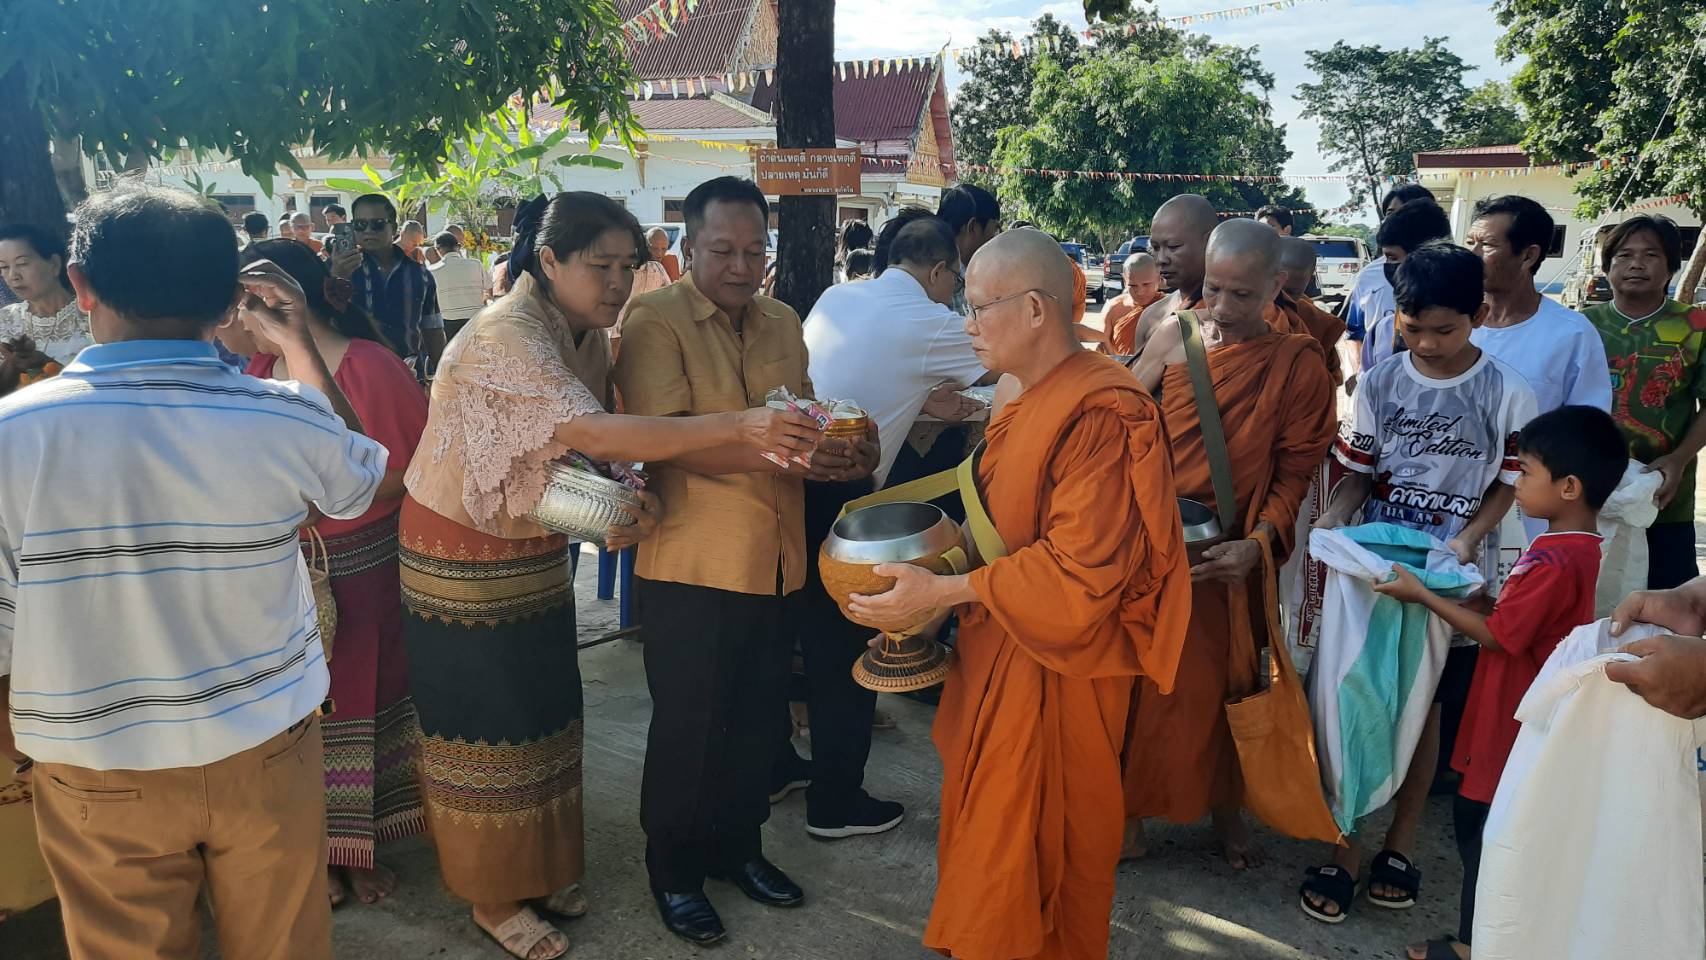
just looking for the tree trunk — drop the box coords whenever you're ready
[0,66,71,237]
[1679,226,1706,306]
[773,0,836,319]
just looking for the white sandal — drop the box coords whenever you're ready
[539,883,588,918]
[476,906,567,960]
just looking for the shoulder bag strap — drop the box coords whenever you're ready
[836,444,1010,561]
[1178,309,1240,537]
[956,442,1007,560]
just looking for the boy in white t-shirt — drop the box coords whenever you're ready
[1299,242,1537,925]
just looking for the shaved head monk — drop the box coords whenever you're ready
[1279,237,1347,385]
[1129,205,1318,392]
[1120,218,1337,866]
[1102,253,1162,355]
[1125,195,1218,389]
[850,228,1191,960]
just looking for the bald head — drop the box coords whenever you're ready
[1149,194,1218,297]
[1201,219,1285,337]
[1279,237,1316,273]
[966,228,1076,314]
[1153,194,1219,236]
[964,228,1080,377]
[1206,218,1283,273]
[1123,251,1155,280]
[1279,237,1317,297]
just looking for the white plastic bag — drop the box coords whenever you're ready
[1594,463,1663,618]
[1474,619,1705,959]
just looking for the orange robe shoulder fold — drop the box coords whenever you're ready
[924,349,1191,960]
[1279,292,1347,385]
[1122,333,1336,823]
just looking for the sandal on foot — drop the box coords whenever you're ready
[476,906,567,960]
[537,883,587,919]
[1367,849,1421,910]
[1411,935,1466,960]
[1299,864,1358,924]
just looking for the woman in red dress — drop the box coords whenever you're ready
[239,239,429,908]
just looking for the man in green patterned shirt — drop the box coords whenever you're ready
[1585,215,1706,589]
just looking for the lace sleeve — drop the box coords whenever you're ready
[434,328,607,526]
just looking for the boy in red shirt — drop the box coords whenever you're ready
[1374,404,1628,960]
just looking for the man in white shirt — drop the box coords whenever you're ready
[806,217,991,487]
[775,217,989,843]
[427,231,490,341]
[1467,195,1612,414]
[1467,194,1612,546]
[0,186,383,959]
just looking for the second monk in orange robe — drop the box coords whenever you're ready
[1120,220,1337,867]
[849,228,1191,960]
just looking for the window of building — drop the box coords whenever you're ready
[664,198,685,223]
[1548,224,1567,257]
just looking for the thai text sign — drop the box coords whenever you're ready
[755,148,861,196]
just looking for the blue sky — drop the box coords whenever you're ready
[834,0,1518,221]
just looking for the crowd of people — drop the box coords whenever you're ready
[0,170,1704,960]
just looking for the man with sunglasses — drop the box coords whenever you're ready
[848,227,1191,960]
[330,193,444,379]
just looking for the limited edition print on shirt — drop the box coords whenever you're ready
[1334,352,1537,577]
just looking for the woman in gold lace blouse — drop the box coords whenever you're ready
[398,193,819,960]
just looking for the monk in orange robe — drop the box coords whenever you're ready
[1119,219,1337,865]
[1103,253,1162,355]
[850,228,1191,960]
[1126,195,1217,391]
[1279,238,1346,384]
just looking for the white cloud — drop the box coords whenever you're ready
[836,0,1519,220]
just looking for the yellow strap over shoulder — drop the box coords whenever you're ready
[837,443,1009,561]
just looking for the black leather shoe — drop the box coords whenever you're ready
[651,887,726,944]
[710,857,804,907]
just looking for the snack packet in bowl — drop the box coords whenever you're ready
[563,451,647,490]
[762,386,832,469]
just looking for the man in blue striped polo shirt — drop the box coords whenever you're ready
[0,186,385,960]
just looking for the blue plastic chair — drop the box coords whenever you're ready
[596,545,636,629]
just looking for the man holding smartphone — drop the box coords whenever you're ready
[329,193,445,379]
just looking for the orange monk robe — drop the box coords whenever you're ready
[927,350,1191,960]
[1071,260,1088,324]
[1103,290,1163,355]
[1287,292,1348,385]
[659,252,682,283]
[1180,295,1308,340]
[1122,333,1336,824]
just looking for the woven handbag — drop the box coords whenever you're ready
[304,527,337,663]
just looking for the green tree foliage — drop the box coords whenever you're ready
[1296,38,1474,220]
[985,19,1310,249]
[1495,0,1705,219]
[949,14,1086,178]
[1446,80,1527,148]
[326,105,621,232]
[0,0,637,229]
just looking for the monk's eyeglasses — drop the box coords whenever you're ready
[967,288,1058,324]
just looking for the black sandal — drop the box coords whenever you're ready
[1411,935,1466,959]
[1299,864,1358,924]
[1367,849,1421,909]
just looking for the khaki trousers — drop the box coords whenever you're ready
[32,716,332,960]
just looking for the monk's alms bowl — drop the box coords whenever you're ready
[820,502,969,692]
[1180,497,1228,566]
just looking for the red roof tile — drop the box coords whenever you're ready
[618,0,755,81]
[749,60,936,144]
